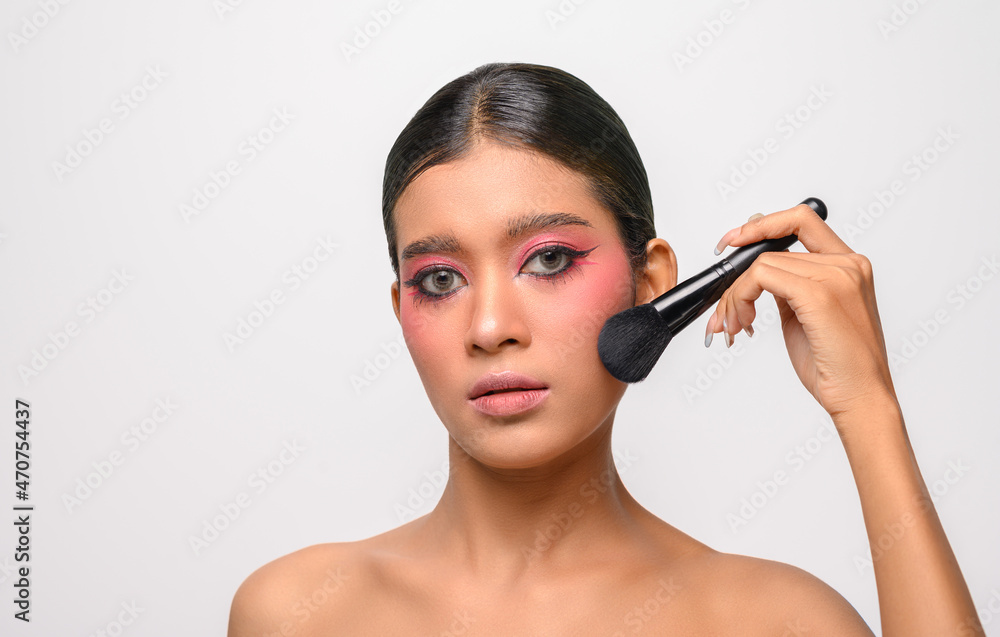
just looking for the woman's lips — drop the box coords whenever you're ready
[469,388,550,417]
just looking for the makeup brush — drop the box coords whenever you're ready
[598,197,828,383]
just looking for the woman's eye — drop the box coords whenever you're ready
[405,245,594,302]
[419,269,464,295]
[523,249,570,275]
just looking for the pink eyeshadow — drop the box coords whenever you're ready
[401,256,465,283]
[514,231,594,263]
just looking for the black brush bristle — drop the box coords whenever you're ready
[597,304,672,383]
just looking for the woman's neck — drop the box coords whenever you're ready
[413,417,658,587]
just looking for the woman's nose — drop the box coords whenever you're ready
[464,272,531,354]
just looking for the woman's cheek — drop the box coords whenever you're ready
[541,261,635,365]
[400,304,458,377]
[589,257,638,317]
[399,300,428,360]
[571,260,635,333]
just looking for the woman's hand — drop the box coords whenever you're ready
[705,202,985,636]
[704,202,898,423]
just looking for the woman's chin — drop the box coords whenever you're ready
[449,418,604,472]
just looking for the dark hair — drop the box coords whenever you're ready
[381,62,656,299]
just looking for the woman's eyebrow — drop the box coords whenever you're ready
[400,211,593,262]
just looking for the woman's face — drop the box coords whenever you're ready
[390,140,641,470]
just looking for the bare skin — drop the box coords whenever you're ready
[228,139,982,636]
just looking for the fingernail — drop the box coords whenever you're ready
[704,331,713,347]
[714,229,733,255]
[725,330,734,348]
[748,212,764,222]
[743,324,754,338]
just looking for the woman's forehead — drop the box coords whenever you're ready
[393,143,615,244]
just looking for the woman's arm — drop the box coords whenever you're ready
[836,394,982,636]
[705,203,984,636]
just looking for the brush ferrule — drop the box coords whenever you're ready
[651,261,736,335]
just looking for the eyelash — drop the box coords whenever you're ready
[403,244,597,304]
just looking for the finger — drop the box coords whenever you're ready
[714,202,853,256]
[707,252,863,334]
[706,285,758,347]
[718,262,813,345]
[704,291,731,347]
[726,252,874,334]
[730,250,869,273]
[707,252,871,343]
[706,214,776,344]
[710,279,761,348]
[774,293,795,329]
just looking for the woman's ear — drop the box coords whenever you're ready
[634,238,677,306]
[390,280,402,324]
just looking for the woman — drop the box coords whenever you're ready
[228,62,983,635]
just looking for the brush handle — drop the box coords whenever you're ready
[651,197,827,335]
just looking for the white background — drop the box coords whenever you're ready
[1,0,998,634]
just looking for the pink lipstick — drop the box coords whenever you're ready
[468,371,549,417]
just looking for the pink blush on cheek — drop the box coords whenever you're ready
[571,255,634,319]
[399,296,458,349]
[400,303,431,337]
[399,307,430,358]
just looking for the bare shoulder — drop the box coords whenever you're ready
[692,550,875,636]
[227,541,366,637]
